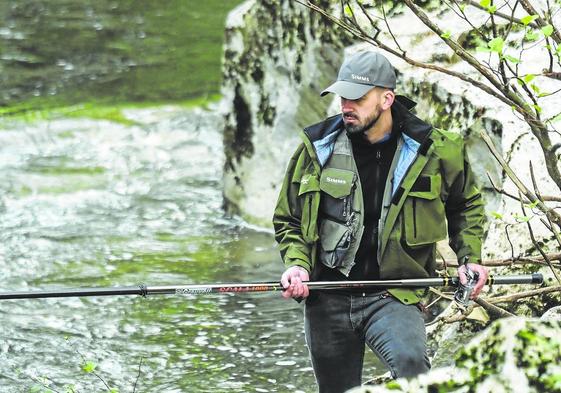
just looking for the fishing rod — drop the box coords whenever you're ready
[0,273,543,300]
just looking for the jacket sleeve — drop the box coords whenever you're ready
[444,140,486,263]
[272,144,314,273]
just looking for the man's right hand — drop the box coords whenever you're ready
[280,266,310,299]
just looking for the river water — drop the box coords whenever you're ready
[0,107,331,392]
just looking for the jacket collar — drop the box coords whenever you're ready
[302,95,433,166]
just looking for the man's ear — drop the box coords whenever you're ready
[382,90,395,110]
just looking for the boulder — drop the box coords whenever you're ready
[347,317,561,393]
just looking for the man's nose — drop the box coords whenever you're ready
[341,97,355,110]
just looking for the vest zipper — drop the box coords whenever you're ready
[413,197,417,238]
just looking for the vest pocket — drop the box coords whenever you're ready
[318,219,352,268]
[403,175,447,246]
[319,168,355,220]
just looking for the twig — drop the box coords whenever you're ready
[480,129,561,226]
[435,252,561,268]
[519,191,561,283]
[133,357,144,393]
[487,172,561,202]
[465,0,537,27]
[474,297,515,318]
[487,285,561,304]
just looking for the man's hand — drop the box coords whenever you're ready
[280,266,310,299]
[458,263,488,299]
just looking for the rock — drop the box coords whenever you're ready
[220,0,350,226]
[541,305,561,321]
[346,318,561,393]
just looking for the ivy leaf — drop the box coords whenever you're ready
[82,361,97,373]
[541,24,554,37]
[488,37,504,53]
[521,14,539,26]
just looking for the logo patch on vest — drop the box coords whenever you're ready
[326,176,347,185]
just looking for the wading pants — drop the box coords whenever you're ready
[304,291,430,393]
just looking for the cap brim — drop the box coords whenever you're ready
[320,81,373,100]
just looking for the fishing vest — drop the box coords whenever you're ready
[317,130,364,276]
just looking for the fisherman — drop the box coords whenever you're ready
[272,50,488,392]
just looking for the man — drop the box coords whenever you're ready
[272,50,488,393]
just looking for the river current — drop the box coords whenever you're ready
[0,106,322,392]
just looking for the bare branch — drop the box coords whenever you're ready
[474,297,516,318]
[480,129,561,226]
[465,0,537,27]
[520,191,561,283]
[488,285,561,303]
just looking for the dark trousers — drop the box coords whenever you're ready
[304,291,430,393]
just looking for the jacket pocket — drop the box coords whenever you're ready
[298,174,320,242]
[318,218,352,268]
[403,174,447,246]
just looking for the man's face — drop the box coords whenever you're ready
[341,88,385,135]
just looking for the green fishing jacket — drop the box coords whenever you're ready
[273,97,486,304]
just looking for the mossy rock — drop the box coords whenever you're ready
[347,317,561,393]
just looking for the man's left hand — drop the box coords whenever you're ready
[458,263,488,299]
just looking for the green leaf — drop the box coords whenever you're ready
[541,24,554,37]
[533,104,543,113]
[344,5,352,17]
[491,211,503,219]
[525,30,540,41]
[503,54,520,64]
[521,14,539,26]
[109,388,119,393]
[459,4,466,12]
[488,37,504,53]
[530,83,541,94]
[487,5,497,13]
[479,0,491,7]
[524,200,540,209]
[82,361,97,373]
[523,74,536,83]
[476,45,492,53]
[441,31,452,39]
[514,214,531,223]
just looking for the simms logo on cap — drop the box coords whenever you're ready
[351,74,370,83]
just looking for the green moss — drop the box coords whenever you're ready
[1,1,243,110]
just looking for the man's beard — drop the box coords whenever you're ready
[343,107,381,135]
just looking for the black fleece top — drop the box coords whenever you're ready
[316,116,401,282]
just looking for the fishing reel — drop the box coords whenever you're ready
[454,258,479,308]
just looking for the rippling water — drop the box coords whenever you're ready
[0,107,317,393]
